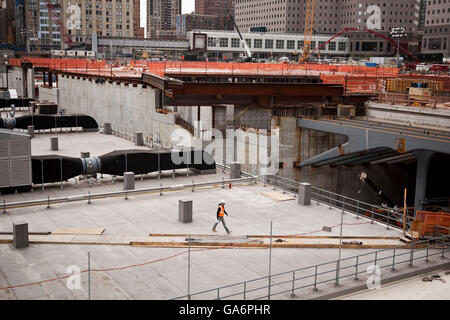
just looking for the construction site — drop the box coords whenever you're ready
[0,0,449,304]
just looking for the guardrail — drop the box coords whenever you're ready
[173,225,449,300]
[1,175,258,213]
[264,175,414,231]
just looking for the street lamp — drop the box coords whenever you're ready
[3,55,8,89]
[390,27,407,67]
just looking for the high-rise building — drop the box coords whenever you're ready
[421,0,450,57]
[133,0,144,38]
[176,13,218,36]
[195,0,234,31]
[61,0,139,42]
[0,0,16,45]
[235,0,421,56]
[147,0,181,39]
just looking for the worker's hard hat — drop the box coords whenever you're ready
[220,200,226,204]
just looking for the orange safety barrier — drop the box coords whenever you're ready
[13,57,450,95]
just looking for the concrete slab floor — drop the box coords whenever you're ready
[0,131,446,300]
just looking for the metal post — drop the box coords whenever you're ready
[409,242,414,266]
[88,191,91,204]
[243,282,246,300]
[386,210,390,230]
[268,221,273,300]
[88,251,91,300]
[47,195,50,209]
[371,206,375,224]
[335,208,344,286]
[192,180,195,192]
[217,288,220,300]
[425,241,430,263]
[160,184,163,196]
[188,235,191,300]
[391,249,396,271]
[442,239,446,259]
[291,270,296,296]
[313,266,318,291]
[354,256,359,280]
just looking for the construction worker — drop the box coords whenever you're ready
[212,200,231,235]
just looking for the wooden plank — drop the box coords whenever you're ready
[52,228,105,235]
[259,191,295,201]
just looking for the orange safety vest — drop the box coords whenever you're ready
[218,205,225,217]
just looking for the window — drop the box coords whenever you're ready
[328,42,336,51]
[265,39,273,49]
[231,38,240,48]
[219,38,228,47]
[297,40,304,49]
[276,40,284,49]
[254,39,263,48]
[338,42,346,51]
[287,40,295,49]
[310,41,316,50]
[245,39,251,48]
[207,37,216,47]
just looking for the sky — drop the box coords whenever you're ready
[140,0,195,29]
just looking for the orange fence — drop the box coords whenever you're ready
[10,57,450,95]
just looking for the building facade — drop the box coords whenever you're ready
[195,0,235,30]
[176,13,218,36]
[235,0,421,56]
[0,0,16,45]
[147,0,181,39]
[421,0,450,57]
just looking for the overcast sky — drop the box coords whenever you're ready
[141,0,195,28]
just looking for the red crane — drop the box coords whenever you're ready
[306,27,419,63]
[44,0,73,48]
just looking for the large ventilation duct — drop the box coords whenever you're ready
[0,114,98,131]
[31,149,216,185]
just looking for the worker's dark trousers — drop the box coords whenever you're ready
[213,217,229,233]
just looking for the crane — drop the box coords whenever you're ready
[44,0,73,48]
[300,0,317,62]
[227,10,254,62]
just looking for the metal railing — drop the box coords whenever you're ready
[173,226,449,300]
[1,175,258,213]
[264,175,414,231]
[375,92,450,107]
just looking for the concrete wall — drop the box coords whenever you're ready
[38,86,59,104]
[366,102,450,130]
[6,68,24,97]
[58,75,158,135]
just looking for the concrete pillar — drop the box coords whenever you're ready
[50,137,58,151]
[27,125,34,138]
[298,182,312,206]
[135,132,143,146]
[103,122,112,135]
[80,152,90,158]
[178,200,193,223]
[123,172,135,190]
[230,162,241,179]
[414,151,434,215]
[13,221,29,249]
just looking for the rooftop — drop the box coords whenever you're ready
[0,131,448,300]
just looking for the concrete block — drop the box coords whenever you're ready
[135,132,144,146]
[103,122,112,135]
[50,137,58,151]
[298,182,312,206]
[230,163,241,179]
[27,125,34,138]
[80,152,90,158]
[178,200,193,223]
[13,221,29,249]
[123,172,135,191]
